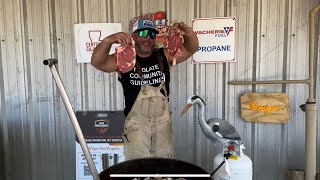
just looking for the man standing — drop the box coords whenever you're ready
[91,17,199,160]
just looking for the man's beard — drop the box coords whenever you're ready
[136,43,155,55]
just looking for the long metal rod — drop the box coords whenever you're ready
[305,3,320,180]
[308,4,320,101]
[44,59,100,180]
[305,102,317,180]
[228,3,320,180]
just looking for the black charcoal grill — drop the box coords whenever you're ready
[99,157,211,180]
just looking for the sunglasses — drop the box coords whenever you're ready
[154,19,167,26]
[137,29,157,39]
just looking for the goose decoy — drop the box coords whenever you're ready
[180,95,242,145]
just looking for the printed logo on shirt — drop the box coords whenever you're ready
[129,64,165,86]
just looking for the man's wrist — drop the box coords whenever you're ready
[183,31,196,39]
[102,37,113,45]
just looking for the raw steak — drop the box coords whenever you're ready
[168,27,182,66]
[116,38,136,73]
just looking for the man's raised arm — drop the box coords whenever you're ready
[165,22,199,64]
[91,32,131,72]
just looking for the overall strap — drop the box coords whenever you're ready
[157,81,168,98]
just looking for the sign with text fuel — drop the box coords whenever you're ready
[241,93,290,123]
[192,17,236,63]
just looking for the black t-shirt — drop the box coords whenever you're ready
[118,48,170,116]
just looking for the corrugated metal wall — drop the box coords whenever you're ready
[0,0,320,179]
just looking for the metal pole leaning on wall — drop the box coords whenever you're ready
[43,59,100,180]
[229,2,320,180]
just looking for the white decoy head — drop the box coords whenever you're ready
[180,95,206,116]
[180,95,242,145]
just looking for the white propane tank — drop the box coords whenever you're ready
[213,152,252,180]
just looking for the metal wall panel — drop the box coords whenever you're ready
[0,0,319,180]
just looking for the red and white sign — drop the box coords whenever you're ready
[192,17,236,63]
[74,23,122,63]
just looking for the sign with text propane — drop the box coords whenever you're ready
[192,17,236,63]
